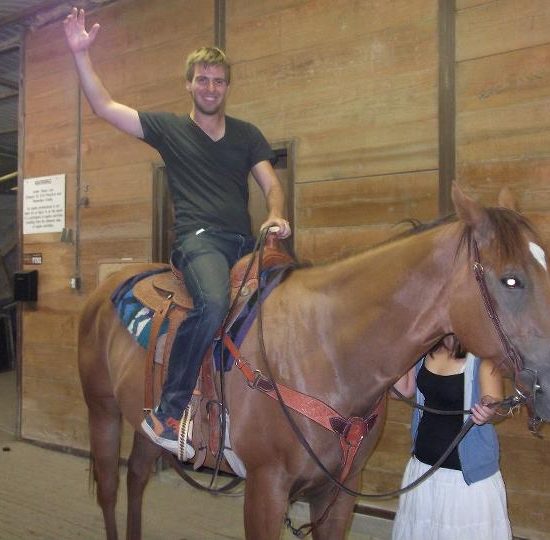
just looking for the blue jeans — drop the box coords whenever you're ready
[159,229,255,418]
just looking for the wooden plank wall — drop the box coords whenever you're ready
[20,0,550,537]
[227,0,440,262]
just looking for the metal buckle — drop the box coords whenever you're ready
[514,368,540,402]
[247,370,263,389]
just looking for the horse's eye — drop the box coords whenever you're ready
[501,276,523,289]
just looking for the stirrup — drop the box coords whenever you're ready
[178,404,193,462]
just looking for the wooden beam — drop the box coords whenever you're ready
[438,0,456,217]
[0,0,67,27]
[0,92,18,102]
[214,0,226,50]
[0,76,18,91]
[0,171,17,183]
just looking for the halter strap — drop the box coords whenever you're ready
[471,239,543,434]
[472,239,524,374]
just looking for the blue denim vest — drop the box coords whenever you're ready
[410,354,500,485]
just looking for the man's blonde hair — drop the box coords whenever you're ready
[185,47,231,84]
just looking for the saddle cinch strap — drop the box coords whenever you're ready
[132,241,295,412]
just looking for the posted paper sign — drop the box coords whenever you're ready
[23,174,66,234]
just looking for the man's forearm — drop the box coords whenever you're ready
[72,50,113,117]
[265,180,286,220]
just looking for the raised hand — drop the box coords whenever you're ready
[63,7,100,54]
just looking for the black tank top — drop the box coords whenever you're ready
[414,362,464,470]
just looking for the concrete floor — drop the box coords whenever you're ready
[0,370,392,539]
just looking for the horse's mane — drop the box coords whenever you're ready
[387,207,541,264]
[457,207,542,261]
[291,214,458,269]
[292,206,541,270]
[331,213,457,259]
[385,214,457,243]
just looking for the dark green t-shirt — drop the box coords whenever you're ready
[138,112,274,238]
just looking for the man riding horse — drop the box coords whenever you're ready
[64,7,291,456]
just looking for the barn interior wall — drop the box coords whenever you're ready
[226,0,440,262]
[19,0,550,537]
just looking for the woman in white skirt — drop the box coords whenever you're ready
[391,340,512,540]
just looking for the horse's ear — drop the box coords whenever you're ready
[497,186,520,212]
[451,182,493,244]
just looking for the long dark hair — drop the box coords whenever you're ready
[429,334,466,359]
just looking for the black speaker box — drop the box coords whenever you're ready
[14,270,38,302]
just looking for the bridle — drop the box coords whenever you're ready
[471,238,543,435]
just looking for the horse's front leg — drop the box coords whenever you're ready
[125,431,163,540]
[310,419,385,540]
[243,465,292,540]
[309,472,360,540]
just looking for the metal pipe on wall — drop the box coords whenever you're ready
[214,0,226,50]
[71,82,83,290]
[438,0,456,217]
[0,171,17,183]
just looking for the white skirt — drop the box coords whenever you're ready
[392,457,512,540]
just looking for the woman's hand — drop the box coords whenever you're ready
[471,395,499,425]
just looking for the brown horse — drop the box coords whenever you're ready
[78,184,550,540]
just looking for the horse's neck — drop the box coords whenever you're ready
[297,226,461,409]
